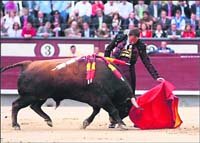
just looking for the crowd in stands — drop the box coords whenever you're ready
[1,0,200,38]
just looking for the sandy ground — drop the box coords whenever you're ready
[1,106,199,143]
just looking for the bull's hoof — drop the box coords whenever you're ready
[46,120,53,127]
[12,123,21,130]
[108,123,116,128]
[117,124,128,130]
[82,120,90,129]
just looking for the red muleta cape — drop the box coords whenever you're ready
[129,80,182,129]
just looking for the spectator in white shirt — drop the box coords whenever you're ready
[7,22,22,37]
[74,1,92,17]
[104,1,119,17]
[3,11,21,31]
[73,1,91,23]
[118,1,133,20]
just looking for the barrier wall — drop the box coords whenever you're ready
[1,38,200,95]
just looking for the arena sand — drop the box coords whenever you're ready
[1,106,199,142]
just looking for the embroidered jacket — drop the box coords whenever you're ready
[105,39,160,79]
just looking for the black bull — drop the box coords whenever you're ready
[1,58,134,130]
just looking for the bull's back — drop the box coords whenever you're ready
[17,58,132,101]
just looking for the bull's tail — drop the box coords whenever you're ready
[1,61,32,73]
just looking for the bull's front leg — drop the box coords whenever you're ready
[82,107,100,129]
[102,97,127,130]
[108,116,118,128]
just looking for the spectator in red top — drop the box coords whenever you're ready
[181,24,196,38]
[21,22,36,38]
[139,22,152,38]
[91,1,104,17]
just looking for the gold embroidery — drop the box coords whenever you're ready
[120,48,132,59]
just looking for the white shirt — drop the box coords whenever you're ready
[74,2,92,17]
[84,29,90,38]
[52,1,72,13]
[3,15,21,31]
[118,2,133,19]
[98,16,103,29]
[7,29,22,37]
[153,4,158,18]
[104,2,119,16]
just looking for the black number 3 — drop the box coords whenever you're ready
[44,46,51,56]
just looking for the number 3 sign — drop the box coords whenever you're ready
[40,44,55,57]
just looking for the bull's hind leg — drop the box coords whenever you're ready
[12,96,36,130]
[82,107,100,129]
[30,100,53,127]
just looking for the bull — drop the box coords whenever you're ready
[1,58,136,130]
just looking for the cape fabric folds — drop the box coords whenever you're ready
[129,80,182,129]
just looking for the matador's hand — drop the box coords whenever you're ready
[156,77,165,82]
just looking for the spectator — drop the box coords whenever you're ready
[21,1,37,18]
[118,0,133,20]
[91,1,104,17]
[1,2,5,15]
[104,1,119,17]
[73,1,92,23]
[50,10,65,32]
[110,21,121,38]
[153,23,167,38]
[111,12,122,30]
[92,8,112,30]
[186,12,199,31]
[1,11,8,37]
[176,0,191,19]
[95,22,110,38]
[157,9,171,31]
[140,11,153,30]
[167,24,181,39]
[68,45,79,57]
[81,22,95,38]
[124,23,136,35]
[21,22,36,38]
[36,21,53,38]
[121,11,139,30]
[134,0,148,20]
[35,1,52,21]
[139,22,152,38]
[3,11,21,31]
[162,1,177,19]
[33,11,48,28]
[156,41,175,54]
[7,22,22,37]
[20,8,33,28]
[51,1,72,23]
[191,1,200,20]
[196,19,200,37]
[68,9,83,29]
[181,24,196,38]
[52,22,62,37]
[148,1,162,22]
[171,9,186,31]
[64,20,81,38]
